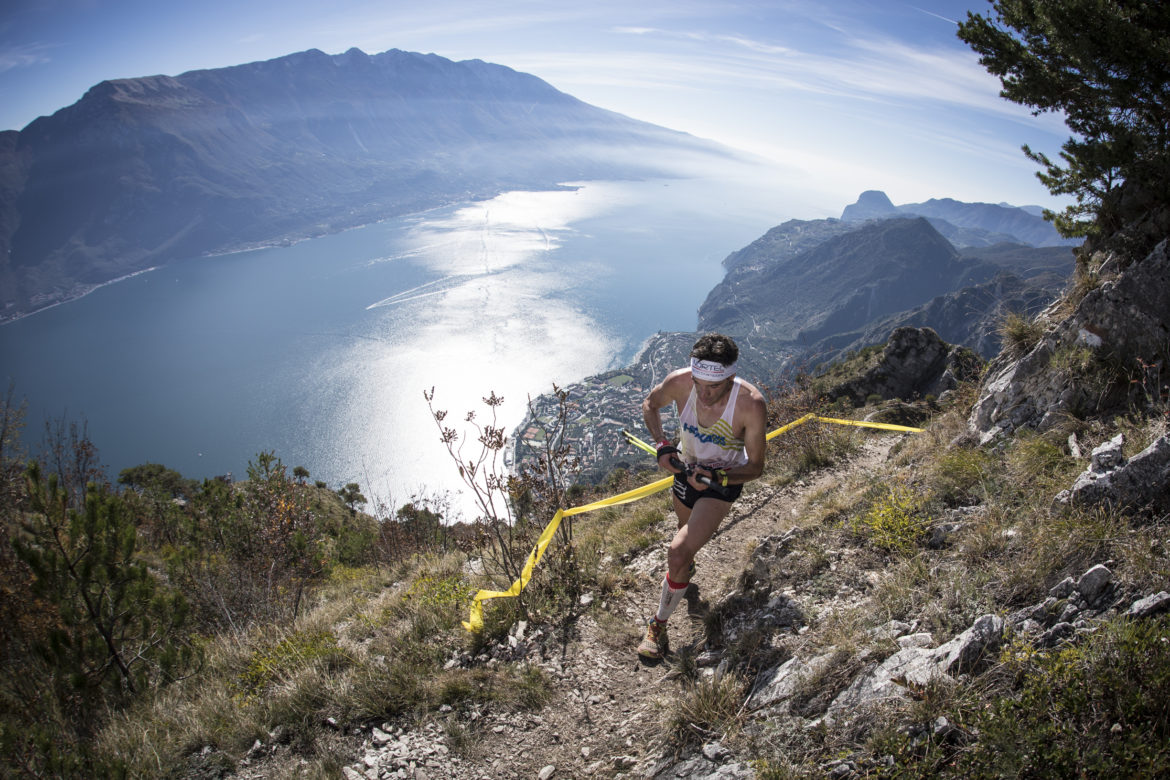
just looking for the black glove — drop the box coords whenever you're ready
[655,442,680,460]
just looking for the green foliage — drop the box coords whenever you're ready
[336,482,367,513]
[955,617,1170,778]
[161,451,374,631]
[958,1,1170,241]
[851,483,928,554]
[404,573,474,611]
[15,462,197,700]
[236,629,347,700]
[399,572,476,635]
[5,462,198,777]
[927,447,995,506]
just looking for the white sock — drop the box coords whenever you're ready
[655,576,688,623]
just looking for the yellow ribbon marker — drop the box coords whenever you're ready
[463,412,921,631]
[765,412,817,440]
[810,415,924,433]
[462,474,674,631]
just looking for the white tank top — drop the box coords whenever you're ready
[679,378,749,470]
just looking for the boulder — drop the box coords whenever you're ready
[932,614,1004,675]
[1056,433,1170,514]
[747,652,836,712]
[825,646,951,720]
[1128,591,1170,618]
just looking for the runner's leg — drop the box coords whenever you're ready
[667,497,731,584]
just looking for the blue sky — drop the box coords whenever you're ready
[0,0,1073,215]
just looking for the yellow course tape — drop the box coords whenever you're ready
[462,475,674,631]
[462,413,922,631]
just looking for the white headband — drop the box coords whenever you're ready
[690,357,736,382]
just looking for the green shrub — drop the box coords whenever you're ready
[851,484,927,554]
[957,616,1170,778]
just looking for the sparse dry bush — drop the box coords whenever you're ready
[998,310,1046,359]
[660,670,747,749]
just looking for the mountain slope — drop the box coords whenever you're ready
[0,47,731,321]
[700,217,998,348]
[697,213,1076,371]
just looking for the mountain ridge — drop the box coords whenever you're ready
[0,47,733,322]
[840,188,1078,248]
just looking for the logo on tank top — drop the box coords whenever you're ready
[682,419,743,450]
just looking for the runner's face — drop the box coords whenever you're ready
[692,375,733,407]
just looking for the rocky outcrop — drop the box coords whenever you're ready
[841,190,899,221]
[1055,432,1170,515]
[824,326,982,406]
[969,238,1170,442]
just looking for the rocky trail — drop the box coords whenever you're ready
[317,435,901,780]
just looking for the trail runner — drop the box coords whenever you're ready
[637,333,767,659]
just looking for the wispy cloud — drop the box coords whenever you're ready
[588,16,1061,131]
[0,42,53,72]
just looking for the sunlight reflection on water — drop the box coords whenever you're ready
[324,186,625,520]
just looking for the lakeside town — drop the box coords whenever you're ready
[512,332,698,484]
[515,370,667,484]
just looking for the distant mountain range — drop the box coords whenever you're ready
[700,192,1080,372]
[840,189,1078,248]
[0,47,733,321]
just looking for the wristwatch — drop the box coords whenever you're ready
[714,469,729,487]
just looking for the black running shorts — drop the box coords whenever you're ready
[672,471,742,509]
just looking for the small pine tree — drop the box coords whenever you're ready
[14,462,196,701]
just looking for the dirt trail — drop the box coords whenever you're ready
[452,434,898,779]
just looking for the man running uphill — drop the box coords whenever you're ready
[638,333,767,659]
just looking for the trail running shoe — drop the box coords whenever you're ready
[637,618,668,659]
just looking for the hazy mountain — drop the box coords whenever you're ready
[0,47,734,321]
[841,189,1077,248]
[698,215,1076,368]
[703,218,991,343]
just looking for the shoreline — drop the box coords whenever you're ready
[2,183,596,326]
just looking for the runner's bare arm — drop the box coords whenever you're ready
[643,369,690,470]
[718,385,768,485]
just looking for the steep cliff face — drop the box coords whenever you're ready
[0,48,728,320]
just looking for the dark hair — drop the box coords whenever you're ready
[690,333,738,366]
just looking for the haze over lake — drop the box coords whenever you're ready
[2,173,797,519]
